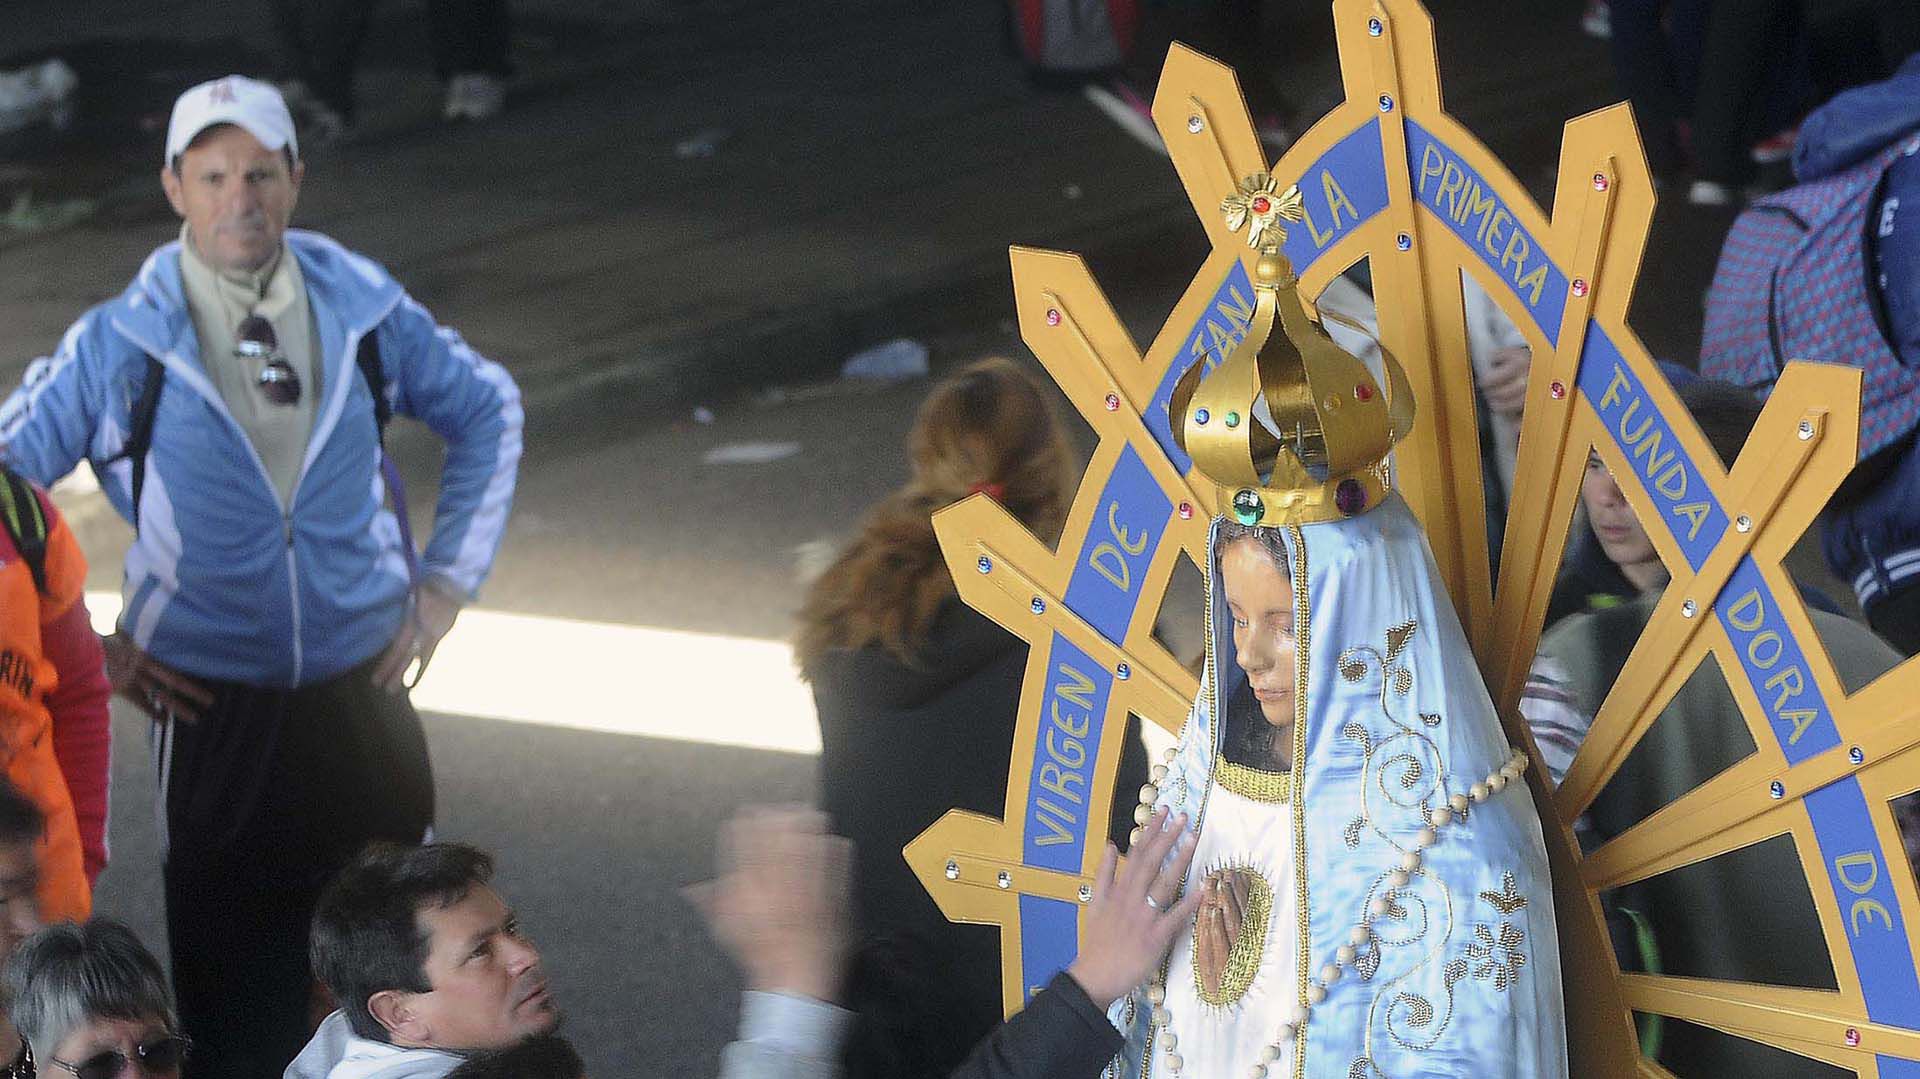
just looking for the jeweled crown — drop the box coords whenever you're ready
[1171,174,1415,527]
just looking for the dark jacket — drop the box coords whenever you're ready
[948,972,1121,1079]
[1544,523,1842,631]
[1545,593,1903,1077]
[1800,54,1920,611]
[812,598,1147,1078]
[1694,53,1920,612]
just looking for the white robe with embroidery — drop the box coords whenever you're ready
[1109,496,1568,1079]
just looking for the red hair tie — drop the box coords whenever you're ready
[968,482,1006,501]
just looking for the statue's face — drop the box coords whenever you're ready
[1222,537,1297,729]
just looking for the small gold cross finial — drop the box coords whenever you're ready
[1221,174,1307,250]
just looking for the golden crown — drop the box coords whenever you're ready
[1171,173,1415,527]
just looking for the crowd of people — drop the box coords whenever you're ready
[1587,0,1916,205]
[0,73,521,1077]
[0,13,1912,1077]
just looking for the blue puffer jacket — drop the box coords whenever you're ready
[0,230,522,686]
[1795,54,1920,610]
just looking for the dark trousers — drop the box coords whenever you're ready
[1125,0,1293,122]
[161,658,434,1079]
[1607,0,1708,178]
[271,0,377,121]
[1692,0,1806,185]
[271,0,513,119]
[1869,584,1920,658]
[427,0,513,80]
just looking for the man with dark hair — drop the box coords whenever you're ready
[0,783,44,849]
[0,782,43,963]
[288,842,558,1079]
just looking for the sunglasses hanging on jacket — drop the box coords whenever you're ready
[236,313,300,407]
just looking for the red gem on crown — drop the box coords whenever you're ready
[1354,383,1375,402]
[1251,196,1272,214]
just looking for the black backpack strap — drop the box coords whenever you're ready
[0,467,50,596]
[113,356,166,534]
[105,335,380,538]
[356,325,422,596]
[357,329,389,447]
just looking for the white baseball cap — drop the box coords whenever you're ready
[165,75,299,167]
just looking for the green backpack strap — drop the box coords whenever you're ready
[0,467,50,596]
[1618,905,1665,1059]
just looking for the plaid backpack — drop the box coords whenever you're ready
[1699,134,1920,460]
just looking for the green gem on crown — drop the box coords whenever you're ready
[1231,488,1265,526]
[1224,411,1241,428]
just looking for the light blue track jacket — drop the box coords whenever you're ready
[0,230,523,688]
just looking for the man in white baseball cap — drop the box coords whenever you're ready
[160,75,304,280]
[164,74,300,173]
[0,74,522,1077]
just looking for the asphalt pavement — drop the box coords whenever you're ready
[0,0,1776,1072]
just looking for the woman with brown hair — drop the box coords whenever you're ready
[798,356,1149,1079]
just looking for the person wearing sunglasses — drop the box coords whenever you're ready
[4,920,186,1079]
[0,75,522,1079]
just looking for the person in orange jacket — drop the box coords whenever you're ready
[0,465,110,921]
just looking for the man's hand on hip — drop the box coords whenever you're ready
[102,631,213,725]
[374,579,463,692]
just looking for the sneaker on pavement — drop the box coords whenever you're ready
[275,79,313,111]
[303,99,351,146]
[1750,127,1799,164]
[1687,180,1736,207]
[1581,0,1611,39]
[444,73,505,122]
[276,80,351,144]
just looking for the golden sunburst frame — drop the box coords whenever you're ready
[902,1,1920,1074]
